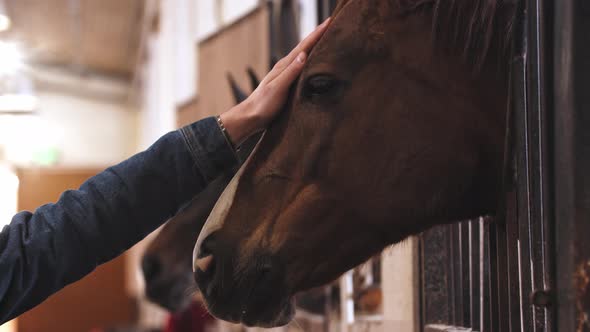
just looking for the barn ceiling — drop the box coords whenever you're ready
[2,0,144,79]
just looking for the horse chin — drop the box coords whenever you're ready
[145,280,194,313]
[260,299,296,328]
[160,297,193,313]
[210,297,295,328]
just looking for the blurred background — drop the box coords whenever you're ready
[0,1,418,331]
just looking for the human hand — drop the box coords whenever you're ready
[219,17,331,146]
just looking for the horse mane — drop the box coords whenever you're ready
[429,0,517,68]
[396,0,517,69]
[334,0,517,69]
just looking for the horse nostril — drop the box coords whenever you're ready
[195,234,217,274]
[196,255,214,272]
[141,255,161,282]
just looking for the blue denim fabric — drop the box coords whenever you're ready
[0,116,238,324]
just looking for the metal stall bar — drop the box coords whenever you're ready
[494,213,510,332]
[460,221,473,326]
[524,0,554,330]
[451,223,465,325]
[512,0,555,330]
[505,191,523,332]
[469,220,481,331]
[481,219,494,332]
[487,219,501,331]
[553,0,590,330]
[512,2,535,329]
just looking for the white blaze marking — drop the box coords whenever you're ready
[192,133,264,272]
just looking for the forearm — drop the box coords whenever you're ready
[0,117,238,323]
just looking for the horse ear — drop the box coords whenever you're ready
[226,72,248,104]
[246,67,261,91]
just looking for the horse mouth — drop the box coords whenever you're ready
[195,259,295,327]
[145,282,193,313]
[207,296,296,327]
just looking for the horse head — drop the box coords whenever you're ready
[193,0,516,327]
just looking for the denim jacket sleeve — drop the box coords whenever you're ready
[0,116,239,324]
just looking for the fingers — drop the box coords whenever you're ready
[222,17,333,143]
[269,52,307,91]
[261,17,331,85]
[288,17,331,61]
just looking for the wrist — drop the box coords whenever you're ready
[219,102,262,146]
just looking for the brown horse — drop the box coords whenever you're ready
[193,0,516,327]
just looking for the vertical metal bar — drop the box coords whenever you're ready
[525,0,555,330]
[514,0,556,330]
[460,222,472,326]
[451,223,469,326]
[450,223,463,325]
[554,0,590,330]
[481,219,493,332]
[505,191,523,332]
[515,52,536,332]
[487,221,500,330]
[419,235,425,331]
[512,0,536,329]
[495,215,510,332]
[469,220,481,331]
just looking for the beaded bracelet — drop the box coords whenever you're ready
[216,115,236,151]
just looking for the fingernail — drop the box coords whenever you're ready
[321,17,331,26]
[297,52,306,64]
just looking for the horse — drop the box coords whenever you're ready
[192,0,516,327]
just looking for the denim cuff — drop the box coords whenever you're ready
[180,117,239,182]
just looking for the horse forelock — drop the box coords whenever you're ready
[397,0,517,69]
[430,0,517,69]
[332,0,516,70]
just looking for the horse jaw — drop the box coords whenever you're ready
[192,133,264,272]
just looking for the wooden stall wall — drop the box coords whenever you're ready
[16,168,135,332]
[177,97,201,128]
[178,6,270,127]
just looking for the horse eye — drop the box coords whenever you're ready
[303,75,339,97]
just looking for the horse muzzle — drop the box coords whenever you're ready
[193,234,294,327]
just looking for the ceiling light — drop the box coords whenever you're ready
[0,0,10,32]
[0,15,10,32]
[0,94,38,114]
[0,41,23,76]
